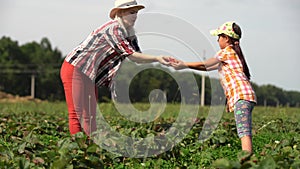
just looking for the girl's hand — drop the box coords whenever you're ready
[170,59,187,70]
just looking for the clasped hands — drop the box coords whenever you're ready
[158,56,186,70]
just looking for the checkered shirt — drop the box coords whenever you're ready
[215,45,256,112]
[65,20,140,87]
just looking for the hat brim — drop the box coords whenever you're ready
[210,29,220,36]
[109,5,145,19]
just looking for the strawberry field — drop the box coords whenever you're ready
[0,102,299,169]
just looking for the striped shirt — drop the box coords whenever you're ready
[215,45,256,112]
[65,20,140,87]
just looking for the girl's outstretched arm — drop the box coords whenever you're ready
[171,57,220,71]
[206,62,220,71]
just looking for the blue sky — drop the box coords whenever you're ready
[1,0,299,91]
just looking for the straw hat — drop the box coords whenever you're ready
[110,0,145,19]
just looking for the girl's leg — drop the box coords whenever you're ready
[241,135,252,153]
[234,100,255,153]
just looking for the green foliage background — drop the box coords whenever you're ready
[1,36,300,107]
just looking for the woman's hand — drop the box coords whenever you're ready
[156,56,176,66]
[129,53,175,65]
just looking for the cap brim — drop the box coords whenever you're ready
[210,29,220,36]
[110,5,145,19]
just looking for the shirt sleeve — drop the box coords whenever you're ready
[105,24,137,56]
[215,49,229,62]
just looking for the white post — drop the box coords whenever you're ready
[264,99,267,107]
[31,74,35,98]
[201,72,205,106]
[200,50,206,107]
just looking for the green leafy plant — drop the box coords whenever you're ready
[0,102,299,168]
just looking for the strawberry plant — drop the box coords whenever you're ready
[0,102,299,168]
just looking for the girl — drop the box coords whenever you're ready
[60,0,172,136]
[170,21,256,153]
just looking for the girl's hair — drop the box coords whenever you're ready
[228,23,251,80]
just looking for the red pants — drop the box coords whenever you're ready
[60,61,97,135]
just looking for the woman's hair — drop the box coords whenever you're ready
[115,10,136,38]
[228,23,251,80]
[115,10,140,52]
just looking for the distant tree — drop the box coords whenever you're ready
[20,37,64,100]
[1,36,300,106]
[256,85,288,106]
[0,36,31,95]
[286,91,300,107]
[0,36,64,100]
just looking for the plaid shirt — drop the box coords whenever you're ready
[216,45,256,112]
[65,20,140,87]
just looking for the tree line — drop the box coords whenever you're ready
[0,36,299,107]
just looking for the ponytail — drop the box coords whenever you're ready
[230,23,251,80]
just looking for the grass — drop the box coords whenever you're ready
[0,101,299,168]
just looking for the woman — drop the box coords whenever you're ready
[170,21,256,153]
[60,0,171,135]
